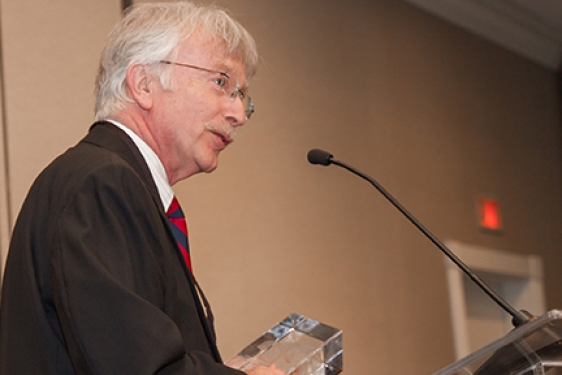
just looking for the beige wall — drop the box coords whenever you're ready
[0,0,122,274]
[1,0,562,373]
[0,0,121,212]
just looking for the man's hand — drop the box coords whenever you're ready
[245,364,287,375]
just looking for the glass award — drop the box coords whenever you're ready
[225,313,343,375]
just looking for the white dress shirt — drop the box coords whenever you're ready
[105,119,174,211]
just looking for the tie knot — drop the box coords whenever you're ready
[167,197,185,219]
[166,196,191,273]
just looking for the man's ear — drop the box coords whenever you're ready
[126,63,155,111]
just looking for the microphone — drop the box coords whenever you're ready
[306,148,532,327]
[307,149,333,166]
[307,149,562,373]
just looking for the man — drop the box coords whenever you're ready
[0,3,284,375]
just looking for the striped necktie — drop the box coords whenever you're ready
[166,196,192,273]
[167,197,218,344]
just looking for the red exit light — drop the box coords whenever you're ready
[478,197,502,231]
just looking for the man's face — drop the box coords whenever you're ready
[147,35,249,185]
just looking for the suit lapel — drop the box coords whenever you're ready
[84,122,163,211]
[81,122,223,362]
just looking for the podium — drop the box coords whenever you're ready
[434,309,562,375]
[226,313,342,375]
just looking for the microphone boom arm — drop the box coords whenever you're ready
[327,156,531,327]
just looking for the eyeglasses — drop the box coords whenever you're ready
[159,60,254,120]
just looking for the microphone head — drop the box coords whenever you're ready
[307,149,333,166]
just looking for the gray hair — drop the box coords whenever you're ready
[94,2,258,121]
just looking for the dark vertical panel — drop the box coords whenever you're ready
[558,65,562,177]
[558,62,562,105]
[122,0,133,12]
[558,62,562,131]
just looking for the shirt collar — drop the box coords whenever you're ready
[105,119,174,211]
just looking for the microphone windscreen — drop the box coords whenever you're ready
[307,149,333,165]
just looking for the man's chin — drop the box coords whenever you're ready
[192,150,220,175]
[201,158,219,174]
[203,165,218,174]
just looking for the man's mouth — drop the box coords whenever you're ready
[205,122,236,148]
[214,131,232,145]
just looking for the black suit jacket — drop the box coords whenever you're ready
[0,122,243,375]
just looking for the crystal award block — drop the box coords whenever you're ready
[225,313,343,375]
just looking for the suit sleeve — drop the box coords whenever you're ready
[50,163,244,375]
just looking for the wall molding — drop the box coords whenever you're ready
[444,240,546,359]
[0,1,12,284]
[403,0,562,71]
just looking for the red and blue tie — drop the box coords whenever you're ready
[166,197,192,274]
[167,197,218,341]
